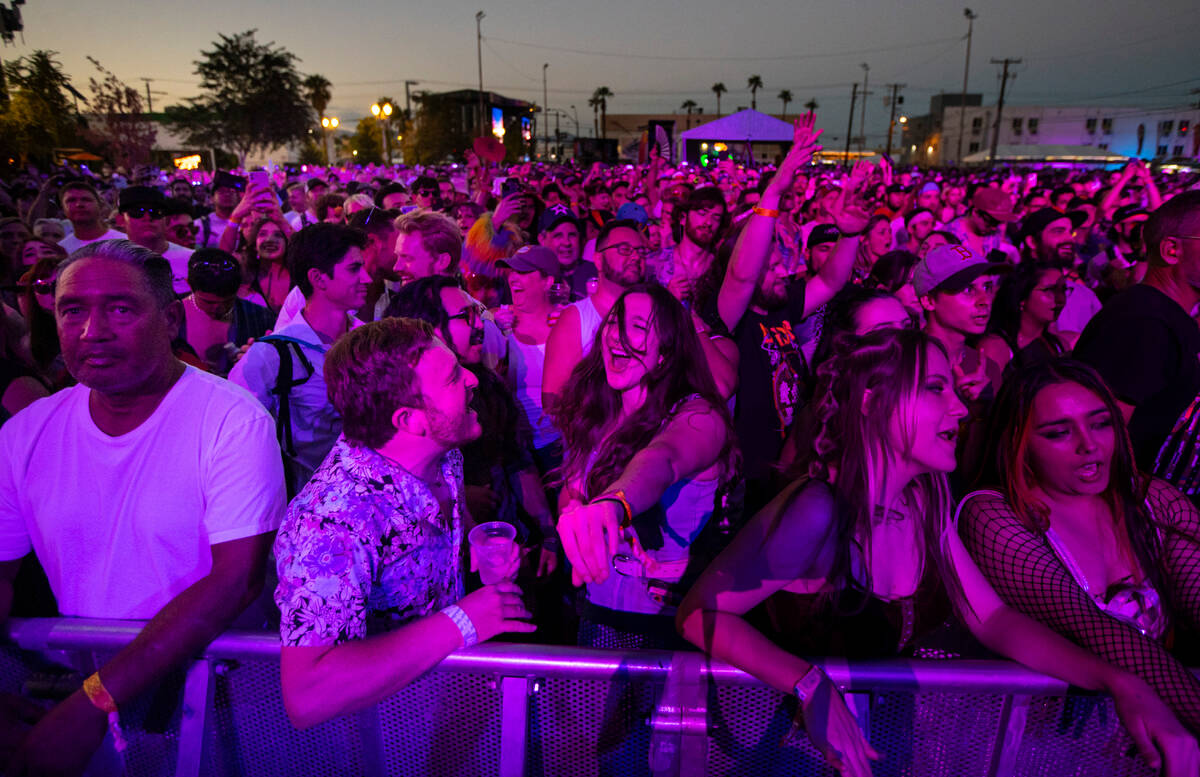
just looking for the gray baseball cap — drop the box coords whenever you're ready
[913,244,1010,298]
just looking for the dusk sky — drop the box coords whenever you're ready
[6,0,1198,143]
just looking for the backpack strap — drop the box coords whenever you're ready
[260,335,316,458]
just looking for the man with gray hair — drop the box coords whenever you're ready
[0,239,285,774]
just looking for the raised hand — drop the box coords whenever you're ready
[831,160,873,236]
[767,112,823,196]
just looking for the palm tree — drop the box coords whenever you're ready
[747,75,764,110]
[592,86,614,140]
[680,99,698,129]
[803,97,819,113]
[302,74,332,126]
[778,90,793,119]
[712,82,727,117]
[588,94,600,138]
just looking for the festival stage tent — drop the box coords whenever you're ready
[678,109,795,165]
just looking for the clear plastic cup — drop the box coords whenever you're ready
[468,521,518,585]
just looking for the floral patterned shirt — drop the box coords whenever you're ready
[274,435,465,647]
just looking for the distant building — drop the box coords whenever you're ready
[905,95,1200,166]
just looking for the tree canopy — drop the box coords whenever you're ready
[0,50,81,165]
[165,30,312,164]
[83,57,156,170]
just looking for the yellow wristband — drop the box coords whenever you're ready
[752,206,780,219]
[83,672,128,752]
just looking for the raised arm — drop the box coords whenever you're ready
[541,303,583,413]
[958,492,1200,734]
[1146,478,1200,635]
[718,113,822,332]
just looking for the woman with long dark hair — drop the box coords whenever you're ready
[554,284,738,649]
[16,255,70,391]
[978,262,1068,377]
[243,218,291,312]
[960,359,1200,743]
[681,333,1195,776]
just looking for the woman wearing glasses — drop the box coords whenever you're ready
[14,255,70,392]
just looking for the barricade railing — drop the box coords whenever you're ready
[2,618,1157,777]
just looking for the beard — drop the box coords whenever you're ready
[752,281,787,312]
[685,222,717,249]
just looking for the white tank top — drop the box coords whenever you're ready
[574,296,603,354]
[505,335,560,450]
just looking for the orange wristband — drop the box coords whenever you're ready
[83,672,127,752]
[752,206,780,219]
[593,490,634,530]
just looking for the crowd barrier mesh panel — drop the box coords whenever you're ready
[1014,695,1155,777]
[527,676,660,777]
[204,658,366,776]
[377,670,503,776]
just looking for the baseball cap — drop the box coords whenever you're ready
[913,244,1010,298]
[306,177,330,191]
[919,182,941,196]
[616,202,649,225]
[971,188,1018,222]
[538,203,578,235]
[1113,204,1150,225]
[497,245,560,277]
[807,223,841,250]
[1021,207,1074,243]
[118,186,167,213]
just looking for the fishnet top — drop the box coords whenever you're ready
[958,478,1200,732]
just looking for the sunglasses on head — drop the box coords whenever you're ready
[125,206,164,220]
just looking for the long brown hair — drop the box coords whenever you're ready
[555,284,738,499]
[789,328,955,601]
[974,359,1164,592]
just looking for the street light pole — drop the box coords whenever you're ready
[858,63,870,153]
[321,116,340,165]
[956,9,978,165]
[542,63,549,160]
[476,11,486,138]
[371,102,394,165]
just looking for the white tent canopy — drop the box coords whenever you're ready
[678,109,794,142]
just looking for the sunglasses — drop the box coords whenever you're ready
[416,188,438,197]
[31,279,55,296]
[169,224,200,235]
[125,206,164,220]
[975,209,1002,228]
[189,258,241,274]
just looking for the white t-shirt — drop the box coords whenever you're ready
[0,367,286,619]
[58,228,125,254]
[161,241,195,295]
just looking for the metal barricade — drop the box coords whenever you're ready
[2,618,1156,777]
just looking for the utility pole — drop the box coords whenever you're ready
[555,110,561,159]
[885,83,906,158]
[858,63,870,152]
[542,63,549,160]
[404,80,419,119]
[989,57,1021,166]
[844,82,858,170]
[139,78,165,113]
[476,11,486,138]
[956,9,978,164]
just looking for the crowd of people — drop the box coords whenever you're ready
[3,110,1200,775]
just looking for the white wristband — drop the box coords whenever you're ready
[440,604,478,648]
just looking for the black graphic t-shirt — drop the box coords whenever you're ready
[731,279,812,483]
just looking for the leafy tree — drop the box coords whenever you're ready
[302,74,332,125]
[0,50,80,165]
[164,30,312,165]
[347,115,383,164]
[747,75,763,110]
[591,86,613,140]
[711,82,727,117]
[680,99,697,129]
[778,90,793,119]
[82,57,156,170]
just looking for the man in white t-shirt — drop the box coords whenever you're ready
[119,185,194,294]
[56,180,124,254]
[0,239,285,775]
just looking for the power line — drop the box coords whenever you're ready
[481,33,963,63]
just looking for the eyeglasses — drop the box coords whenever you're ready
[32,279,55,296]
[169,224,200,235]
[447,303,487,327]
[125,206,164,220]
[975,209,1002,228]
[416,188,438,198]
[599,242,651,258]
